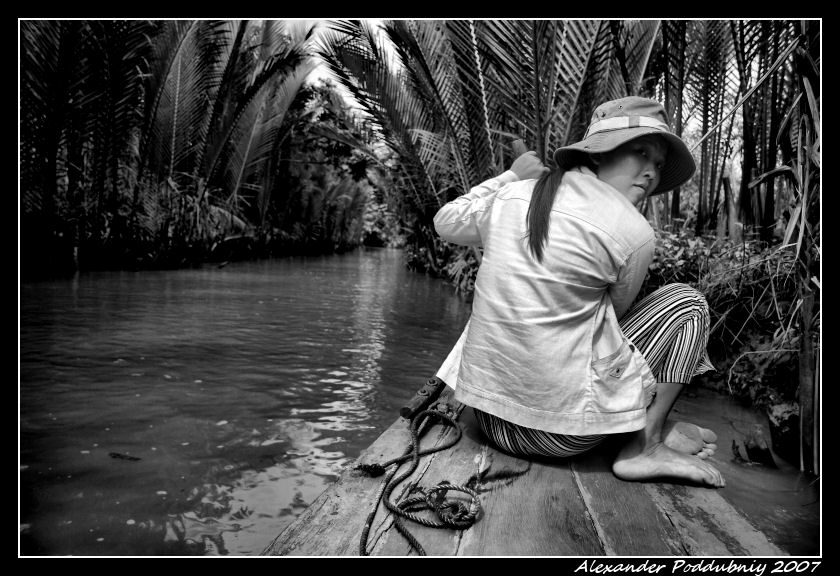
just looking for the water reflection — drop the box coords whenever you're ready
[20,248,472,555]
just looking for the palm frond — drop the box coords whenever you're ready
[659,21,686,117]
[387,20,478,189]
[477,20,547,154]
[137,20,197,178]
[21,20,67,213]
[223,58,318,216]
[548,21,603,149]
[75,21,155,211]
[565,21,616,146]
[196,19,251,178]
[316,20,439,213]
[602,20,660,100]
[137,20,230,187]
[205,31,313,191]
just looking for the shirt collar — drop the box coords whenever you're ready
[567,166,641,213]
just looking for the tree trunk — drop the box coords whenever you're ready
[659,191,670,228]
[732,21,758,228]
[695,137,707,237]
[669,21,687,221]
[761,25,783,242]
[798,290,814,474]
[814,335,820,476]
[670,188,681,220]
[723,171,740,242]
[715,204,726,240]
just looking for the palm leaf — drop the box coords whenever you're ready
[602,20,661,100]
[205,26,312,189]
[194,20,250,180]
[224,57,317,217]
[386,20,477,190]
[170,21,232,180]
[477,20,560,156]
[21,20,66,214]
[77,20,155,213]
[141,19,230,184]
[20,21,92,215]
[136,20,197,181]
[316,20,439,213]
[564,21,617,146]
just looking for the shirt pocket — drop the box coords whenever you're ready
[590,339,644,413]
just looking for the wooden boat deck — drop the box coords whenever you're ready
[262,388,816,556]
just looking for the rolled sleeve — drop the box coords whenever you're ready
[433,170,519,246]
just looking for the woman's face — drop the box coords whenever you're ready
[594,135,668,207]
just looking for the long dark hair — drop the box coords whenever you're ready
[526,152,597,261]
[525,168,566,262]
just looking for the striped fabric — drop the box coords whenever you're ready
[618,283,716,382]
[474,283,715,458]
[474,409,607,457]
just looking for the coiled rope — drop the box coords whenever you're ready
[358,404,482,556]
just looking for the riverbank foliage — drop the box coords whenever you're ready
[20,21,403,280]
[646,230,814,411]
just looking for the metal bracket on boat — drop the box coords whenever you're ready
[400,376,447,420]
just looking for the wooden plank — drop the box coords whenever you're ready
[644,483,787,556]
[458,457,605,556]
[457,407,605,556]
[570,444,687,555]
[262,392,460,556]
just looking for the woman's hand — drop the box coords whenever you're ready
[510,151,550,180]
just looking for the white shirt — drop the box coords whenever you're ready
[433,167,657,435]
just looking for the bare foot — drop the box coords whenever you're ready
[663,421,718,459]
[613,432,725,488]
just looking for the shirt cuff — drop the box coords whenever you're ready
[496,170,520,184]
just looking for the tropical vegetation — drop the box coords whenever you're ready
[20,20,389,277]
[19,19,819,472]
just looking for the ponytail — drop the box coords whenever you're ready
[526,168,566,262]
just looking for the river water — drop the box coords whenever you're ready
[20,248,471,556]
[19,248,818,556]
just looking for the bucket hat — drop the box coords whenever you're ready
[553,96,696,195]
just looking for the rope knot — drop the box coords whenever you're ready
[424,483,481,528]
[437,500,471,525]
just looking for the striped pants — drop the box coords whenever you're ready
[474,283,715,458]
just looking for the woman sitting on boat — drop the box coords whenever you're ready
[433,96,724,488]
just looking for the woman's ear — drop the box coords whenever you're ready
[590,153,602,166]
